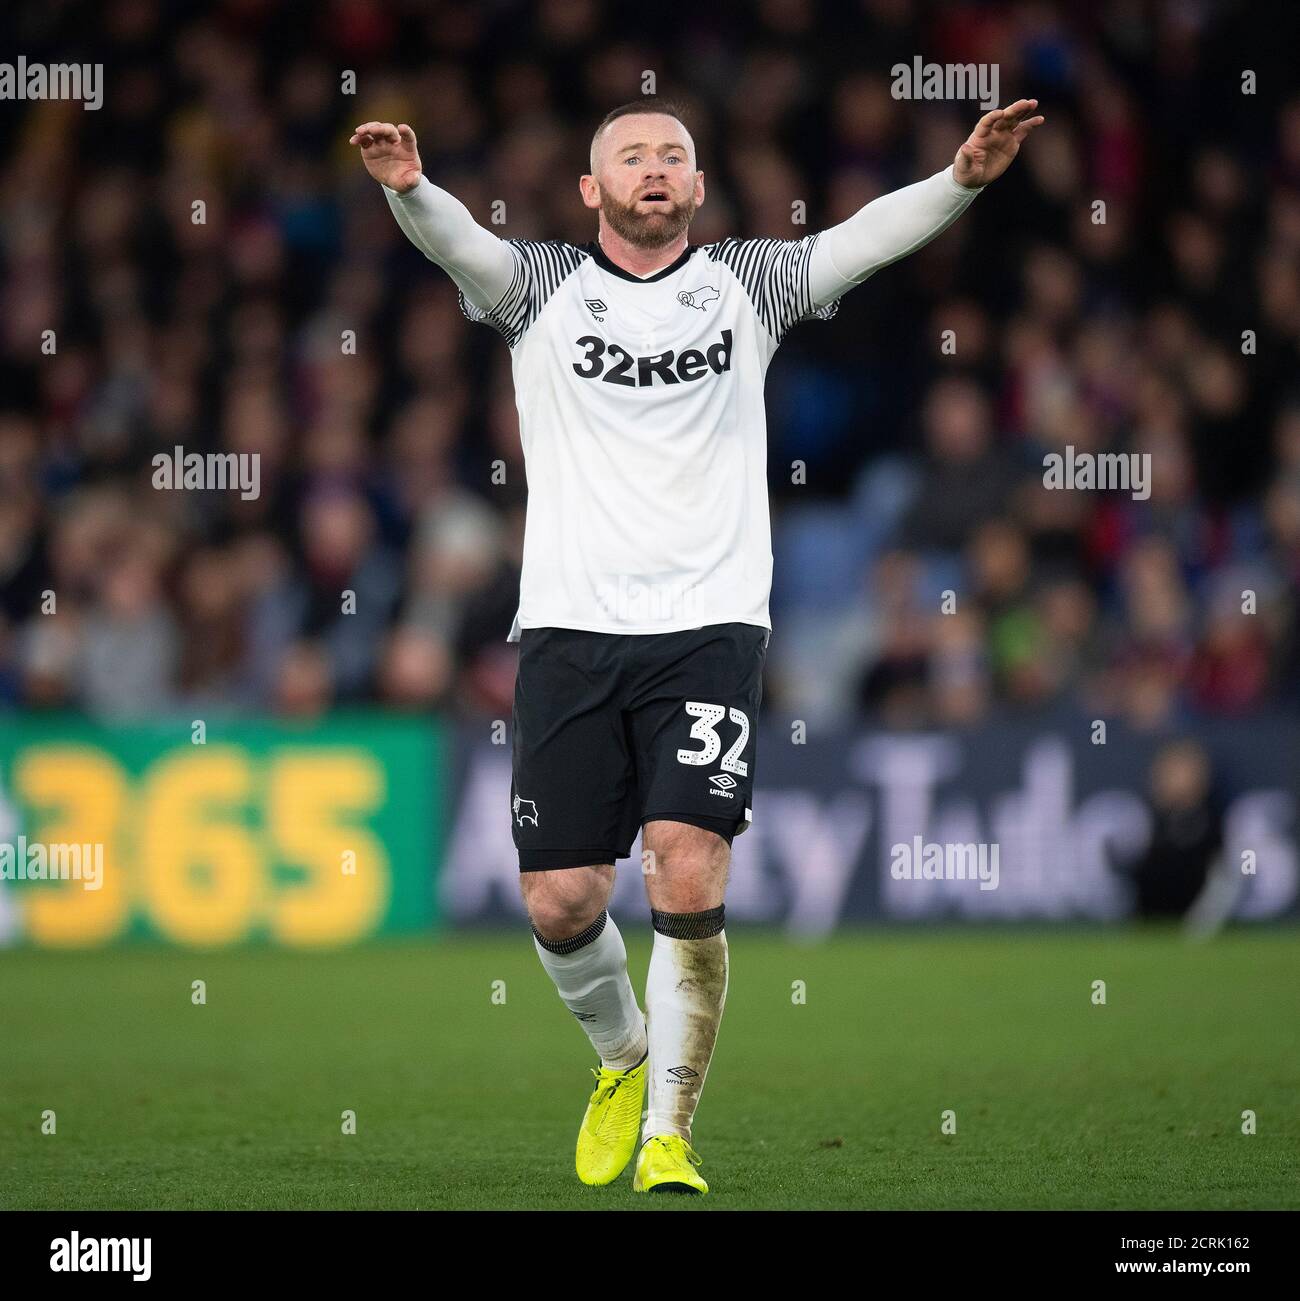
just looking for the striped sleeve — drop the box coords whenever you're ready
[458,239,589,349]
[703,233,841,346]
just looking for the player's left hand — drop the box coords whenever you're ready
[953,99,1044,188]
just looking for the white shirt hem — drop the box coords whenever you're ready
[508,614,772,642]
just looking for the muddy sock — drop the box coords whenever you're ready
[641,906,728,1144]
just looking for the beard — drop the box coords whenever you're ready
[601,189,696,249]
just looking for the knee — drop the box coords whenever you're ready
[521,865,614,942]
[642,821,730,912]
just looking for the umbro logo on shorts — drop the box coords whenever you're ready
[709,772,737,800]
[572,329,733,386]
[513,795,540,827]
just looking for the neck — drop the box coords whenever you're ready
[597,223,688,278]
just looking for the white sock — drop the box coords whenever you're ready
[642,907,729,1144]
[533,909,647,1070]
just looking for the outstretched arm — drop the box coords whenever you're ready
[809,99,1044,305]
[351,121,516,313]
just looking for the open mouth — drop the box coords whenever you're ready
[640,192,669,204]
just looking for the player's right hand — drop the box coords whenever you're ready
[349,121,423,193]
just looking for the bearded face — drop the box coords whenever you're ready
[588,113,701,250]
[599,183,698,250]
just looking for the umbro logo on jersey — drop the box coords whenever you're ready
[572,329,733,387]
[584,298,607,320]
[677,285,720,311]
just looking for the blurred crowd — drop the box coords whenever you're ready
[0,0,1296,727]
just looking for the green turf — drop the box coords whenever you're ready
[1,929,1296,1209]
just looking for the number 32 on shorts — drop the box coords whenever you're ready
[676,701,750,776]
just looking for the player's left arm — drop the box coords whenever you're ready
[809,99,1045,304]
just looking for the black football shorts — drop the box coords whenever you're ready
[510,622,770,871]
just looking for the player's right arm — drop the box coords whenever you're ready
[350,121,515,313]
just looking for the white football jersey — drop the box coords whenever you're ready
[459,236,841,641]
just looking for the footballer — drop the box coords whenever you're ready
[351,93,1042,1194]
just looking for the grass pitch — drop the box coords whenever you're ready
[2,928,1296,1209]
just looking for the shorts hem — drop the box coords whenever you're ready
[518,850,624,872]
[640,810,747,845]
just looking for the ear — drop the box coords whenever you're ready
[579,174,601,211]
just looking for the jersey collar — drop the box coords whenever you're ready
[585,240,697,283]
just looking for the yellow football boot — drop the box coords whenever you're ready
[632,1134,708,1195]
[575,1053,647,1185]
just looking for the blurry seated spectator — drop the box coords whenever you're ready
[1121,738,1224,919]
[78,540,179,719]
[377,624,453,711]
[899,378,1021,554]
[251,487,401,702]
[274,640,333,718]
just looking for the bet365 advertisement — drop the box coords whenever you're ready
[0,715,443,948]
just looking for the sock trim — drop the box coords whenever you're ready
[607,1044,649,1073]
[532,909,608,955]
[650,905,725,939]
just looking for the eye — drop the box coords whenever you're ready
[624,155,639,164]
